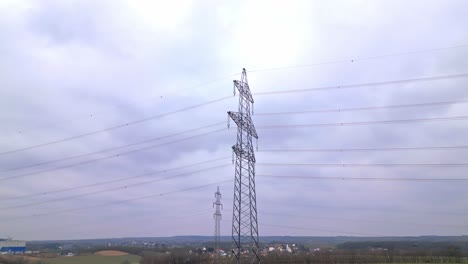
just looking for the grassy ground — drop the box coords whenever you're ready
[42,254,141,264]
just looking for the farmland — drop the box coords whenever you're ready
[42,254,141,264]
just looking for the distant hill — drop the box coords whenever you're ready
[28,235,468,245]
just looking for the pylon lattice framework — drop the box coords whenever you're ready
[213,186,223,260]
[228,68,260,263]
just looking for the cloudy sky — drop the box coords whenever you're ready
[1,0,468,240]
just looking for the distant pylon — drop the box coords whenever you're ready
[213,186,223,263]
[228,68,260,263]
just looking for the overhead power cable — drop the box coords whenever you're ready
[258,163,468,168]
[248,44,468,73]
[2,157,230,201]
[258,174,468,181]
[12,43,467,137]
[2,177,463,223]
[266,204,464,216]
[254,73,468,95]
[0,95,233,157]
[2,122,225,173]
[4,73,466,157]
[14,73,240,136]
[0,127,227,182]
[0,164,232,210]
[257,115,468,129]
[10,43,468,137]
[15,114,96,136]
[260,211,467,229]
[258,145,468,153]
[261,223,380,236]
[255,99,468,116]
[0,179,233,222]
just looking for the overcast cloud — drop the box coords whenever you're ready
[1,0,468,240]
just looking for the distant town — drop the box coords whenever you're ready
[1,236,467,263]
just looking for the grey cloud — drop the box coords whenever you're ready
[1,0,467,240]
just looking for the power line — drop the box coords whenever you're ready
[258,174,468,181]
[249,190,465,216]
[254,73,468,95]
[13,71,240,136]
[0,164,232,210]
[0,179,233,222]
[267,204,465,216]
[248,44,468,73]
[12,43,468,137]
[15,114,96,136]
[255,100,468,116]
[261,223,380,236]
[260,212,467,229]
[1,157,230,201]
[228,199,464,216]
[258,145,468,153]
[9,44,468,138]
[2,176,463,223]
[2,122,225,173]
[0,96,233,157]
[0,128,228,182]
[4,74,466,156]
[256,115,468,129]
[258,163,468,168]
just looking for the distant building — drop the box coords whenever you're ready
[0,239,26,254]
[286,244,292,253]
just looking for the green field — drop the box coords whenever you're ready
[43,254,141,264]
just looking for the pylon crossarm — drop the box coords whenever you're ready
[228,111,258,139]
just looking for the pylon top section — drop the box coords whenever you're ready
[233,69,254,103]
[215,186,222,199]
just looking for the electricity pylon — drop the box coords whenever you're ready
[228,68,260,263]
[213,186,223,263]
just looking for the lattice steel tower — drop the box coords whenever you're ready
[213,186,223,261]
[228,68,260,263]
